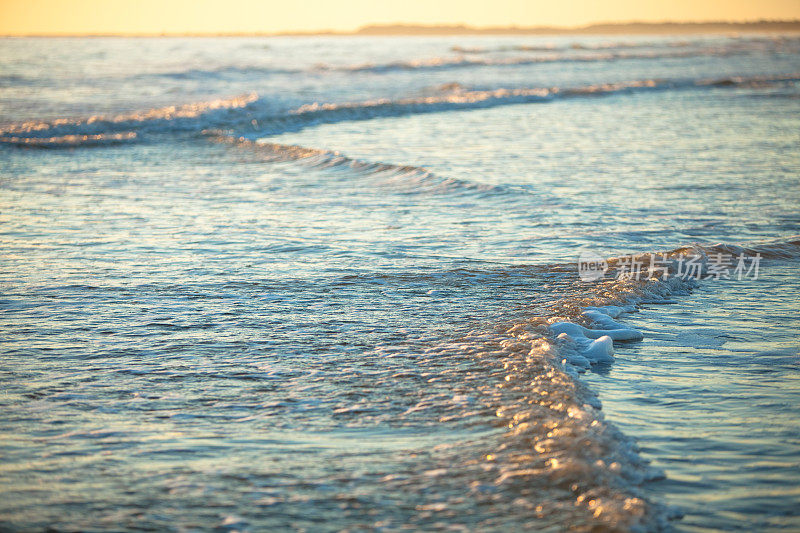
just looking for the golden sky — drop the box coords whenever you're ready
[1,0,799,35]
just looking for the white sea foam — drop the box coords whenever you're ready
[544,236,800,372]
[548,303,646,368]
[549,319,636,369]
[3,75,797,149]
[0,131,138,148]
[581,309,636,331]
[550,321,642,342]
[555,331,615,366]
[583,305,635,318]
[0,93,258,146]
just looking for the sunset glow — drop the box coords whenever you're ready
[2,0,800,36]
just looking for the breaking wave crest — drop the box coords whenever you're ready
[219,74,800,139]
[2,74,797,148]
[0,93,258,148]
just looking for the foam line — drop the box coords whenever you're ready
[0,131,137,148]
[581,310,633,331]
[2,74,797,149]
[550,321,643,342]
[555,331,616,365]
[248,74,799,139]
[0,93,258,147]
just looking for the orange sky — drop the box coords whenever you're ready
[1,0,799,35]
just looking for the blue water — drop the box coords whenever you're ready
[584,262,800,532]
[1,34,799,531]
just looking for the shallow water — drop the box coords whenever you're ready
[584,262,800,531]
[1,34,799,531]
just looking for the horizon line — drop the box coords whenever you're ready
[3,19,800,38]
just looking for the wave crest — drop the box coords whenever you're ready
[210,135,502,196]
[2,74,797,149]
[0,93,258,146]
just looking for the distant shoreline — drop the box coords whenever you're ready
[4,20,800,38]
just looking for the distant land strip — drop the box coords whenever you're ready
[5,20,800,38]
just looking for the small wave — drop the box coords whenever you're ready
[0,131,137,148]
[450,41,647,54]
[0,74,38,88]
[335,50,648,74]
[423,236,799,387]
[543,235,800,371]
[452,36,799,55]
[402,245,739,528]
[135,47,722,79]
[3,74,797,149]
[335,42,799,75]
[134,65,300,81]
[664,236,800,261]
[0,92,259,147]
[414,322,667,530]
[210,135,501,197]
[252,85,553,136]
[244,74,799,138]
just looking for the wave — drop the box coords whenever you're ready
[128,48,703,81]
[547,235,800,367]
[242,74,800,138]
[2,74,797,148]
[334,39,800,75]
[131,46,718,81]
[116,37,800,83]
[411,315,668,530]
[0,93,258,148]
[451,35,800,55]
[601,236,800,272]
[124,49,697,81]
[392,234,800,530]
[336,48,719,74]
[431,234,799,528]
[685,237,800,259]
[210,135,502,197]
[132,65,299,81]
[0,131,137,148]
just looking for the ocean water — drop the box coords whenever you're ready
[0,34,799,531]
